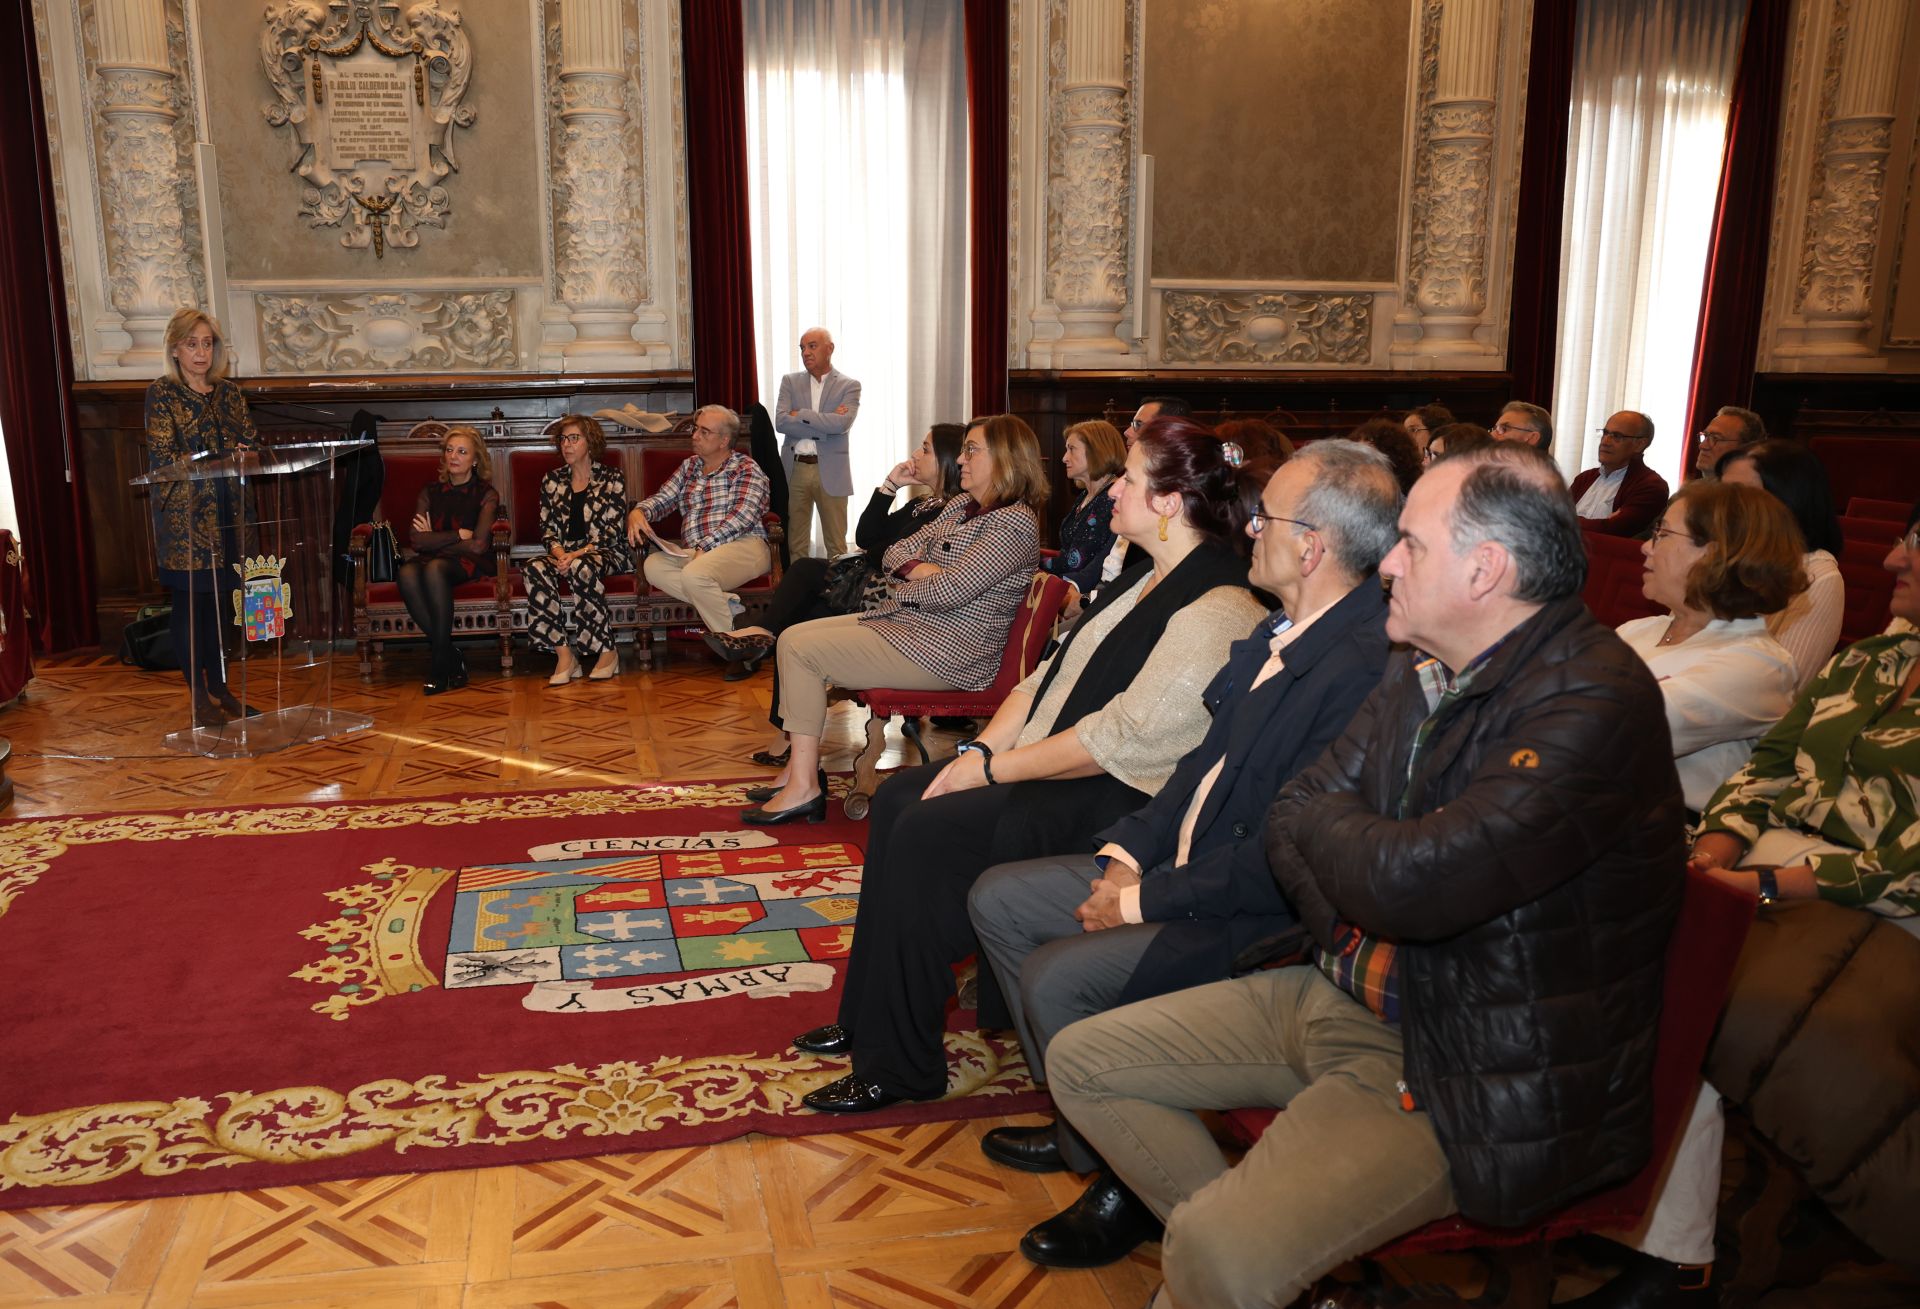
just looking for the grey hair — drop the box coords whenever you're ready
[1289,440,1403,577]
[1445,443,1586,602]
[697,404,741,440]
[1500,400,1555,451]
[1716,405,1766,444]
[1625,410,1655,441]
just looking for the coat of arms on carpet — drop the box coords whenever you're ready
[445,842,861,988]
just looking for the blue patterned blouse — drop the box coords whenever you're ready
[1043,485,1119,594]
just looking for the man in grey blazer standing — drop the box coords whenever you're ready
[775,326,861,556]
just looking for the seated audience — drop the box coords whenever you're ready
[1214,417,1293,466]
[1045,443,1684,1309]
[711,422,965,682]
[967,441,1402,1268]
[1124,395,1190,447]
[790,421,1267,1113]
[523,415,632,685]
[1693,404,1764,480]
[1491,399,1554,452]
[1619,482,1802,813]
[626,405,771,640]
[1717,439,1846,691]
[1582,502,1920,1309]
[398,425,500,694]
[1572,409,1667,537]
[1040,419,1125,600]
[742,414,1048,821]
[1346,416,1423,493]
[1427,420,1492,463]
[1403,403,1454,460]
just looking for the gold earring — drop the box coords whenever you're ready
[1157,514,1169,542]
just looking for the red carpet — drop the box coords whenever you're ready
[0,780,1042,1208]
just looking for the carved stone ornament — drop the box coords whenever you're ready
[256,290,517,371]
[1162,291,1374,366]
[259,0,475,257]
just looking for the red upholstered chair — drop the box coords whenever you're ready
[350,449,513,676]
[1837,532,1900,648]
[1809,436,1920,518]
[1580,530,1663,629]
[841,571,1071,820]
[1221,870,1754,1301]
[1846,496,1913,523]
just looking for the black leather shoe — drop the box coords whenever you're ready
[793,1023,853,1055]
[981,1123,1066,1173]
[722,654,765,682]
[746,769,827,804]
[423,677,449,696]
[741,791,827,826]
[447,655,469,689]
[750,746,791,768]
[1019,1171,1163,1269]
[1557,1251,1714,1309]
[803,1073,903,1114]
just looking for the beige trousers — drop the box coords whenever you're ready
[776,612,949,738]
[642,537,769,632]
[787,460,848,557]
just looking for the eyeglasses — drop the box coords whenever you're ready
[959,441,987,458]
[1647,524,1698,548]
[1492,421,1539,437]
[1901,528,1920,554]
[1695,431,1741,448]
[1248,510,1315,536]
[1594,427,1646,442]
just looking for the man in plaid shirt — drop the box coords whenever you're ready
[627,405,770,635]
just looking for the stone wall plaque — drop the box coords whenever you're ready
[261,0,475,258]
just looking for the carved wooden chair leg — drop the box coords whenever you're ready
[843,708,890,820]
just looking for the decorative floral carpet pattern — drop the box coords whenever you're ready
[0,781,1041,1209]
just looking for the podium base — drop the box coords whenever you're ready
[162,706,374,759]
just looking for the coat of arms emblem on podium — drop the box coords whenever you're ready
[233,554,293,641]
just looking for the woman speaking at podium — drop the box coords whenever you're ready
[144,307,258,723]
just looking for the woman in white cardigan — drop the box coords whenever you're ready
[1617,480,1804,814]
[1716,439,1845,692]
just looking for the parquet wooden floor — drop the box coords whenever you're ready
[0,640,1159,1308]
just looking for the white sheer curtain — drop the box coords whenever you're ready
[1551,0,1747,485]
[0,420,16,537]
[743,0,968,544]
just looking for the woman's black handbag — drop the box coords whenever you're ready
[118,604,177,671]
[364,520,399,584]
[820,553,880,615]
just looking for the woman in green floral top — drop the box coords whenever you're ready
[1691,500,1920,928]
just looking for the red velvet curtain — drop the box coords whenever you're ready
[0,3,94,651]
[964,0,1009,419]
[1684,0,1792,462]
[1505,0,1577,409]
[681,0,758,412]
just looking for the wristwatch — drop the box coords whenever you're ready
[955,738,997,785]
[1753,868,1780,907]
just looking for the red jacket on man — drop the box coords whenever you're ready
[1569,455,1668,537]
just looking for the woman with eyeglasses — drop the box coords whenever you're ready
[743,414,1050,821]
[397,425,500,694]
[1620,482,1804,815]
[788,419,1268,1115]
[1714,439,1845,693]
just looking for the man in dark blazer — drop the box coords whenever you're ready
[774,326,861,556]
[967,440,1402,1268]
[1570,409,1667,537]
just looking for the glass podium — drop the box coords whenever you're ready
[130,438,375,758]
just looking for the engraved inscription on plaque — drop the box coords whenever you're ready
[327,66,416,169]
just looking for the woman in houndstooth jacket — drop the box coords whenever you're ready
[523,415,634,684]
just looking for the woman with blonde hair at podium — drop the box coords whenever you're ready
[398,425,501,694]
[144,306,258,724]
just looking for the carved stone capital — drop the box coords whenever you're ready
[1162,291,1373,365]
[256,289,519,372]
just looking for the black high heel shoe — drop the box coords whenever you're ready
[448,651,469,689]
[741,790,827,826]
[745,768,826,804]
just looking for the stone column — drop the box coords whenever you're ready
[1408,0,1500,355]
[554,0,647,362]
[93,0,198,367]
[1048,0,1131,358]
[1793,0,1911,357]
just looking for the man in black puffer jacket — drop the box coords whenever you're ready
[1047,443,1685,1309]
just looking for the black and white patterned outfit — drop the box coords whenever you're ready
[522,463,633,657]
